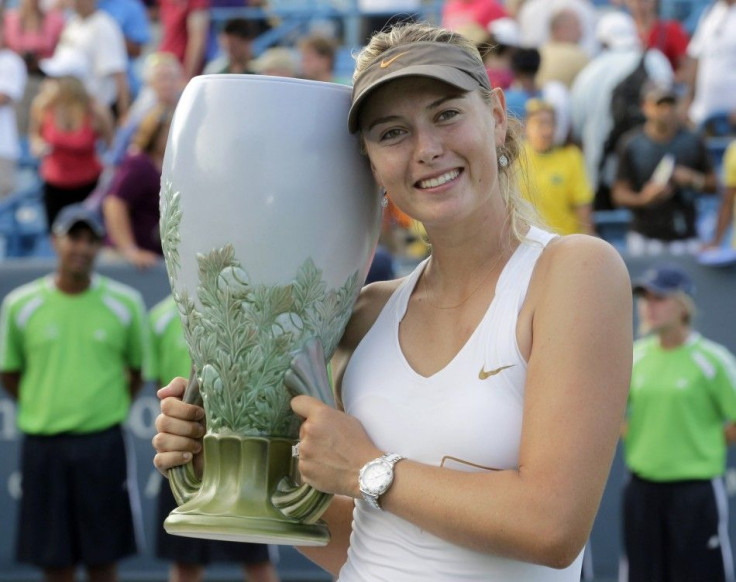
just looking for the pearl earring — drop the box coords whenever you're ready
[498,154,509,168]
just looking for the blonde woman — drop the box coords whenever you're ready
[29,67,113,230]
[153,22,632,581]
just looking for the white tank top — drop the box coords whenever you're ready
[338,226,584,581]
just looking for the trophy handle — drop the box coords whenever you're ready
[167,369,204,506]
[272,338,335,523]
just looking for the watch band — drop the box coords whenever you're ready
[360,452,404,511]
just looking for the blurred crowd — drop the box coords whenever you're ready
[0,0,734,269]
[0,2,736,581]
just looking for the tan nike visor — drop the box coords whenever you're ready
[348,41,491,133]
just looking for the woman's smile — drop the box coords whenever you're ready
[415,168,462,190]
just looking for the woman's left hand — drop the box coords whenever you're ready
[290,395,381,499]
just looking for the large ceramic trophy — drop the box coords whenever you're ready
[159,75,381,545]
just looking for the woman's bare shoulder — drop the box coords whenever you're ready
[531,234,631,304]
[340,277,406,351]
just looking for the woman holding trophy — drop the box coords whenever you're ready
[153,22,632,581]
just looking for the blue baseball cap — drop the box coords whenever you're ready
[52,203,106,238]
[632,265,695,297]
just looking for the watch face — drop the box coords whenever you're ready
[361,460,392,496]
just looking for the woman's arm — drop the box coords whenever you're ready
[102,194,159,269]
[92,101,115,148]
[292,235,632,568]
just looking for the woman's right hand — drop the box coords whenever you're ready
[152,376,207,478]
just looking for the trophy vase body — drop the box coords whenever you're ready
[159,75,381,545]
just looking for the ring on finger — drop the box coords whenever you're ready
[292,441,301,458]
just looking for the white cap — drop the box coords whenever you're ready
[488,17,521,48]
[39,47,90,82]
[595,11,640,50]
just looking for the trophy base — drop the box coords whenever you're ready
[164,512,331,546]
[165,435,332,546]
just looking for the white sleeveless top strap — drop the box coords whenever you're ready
[337,226,584,581]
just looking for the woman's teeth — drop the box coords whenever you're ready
[418,169,460,189]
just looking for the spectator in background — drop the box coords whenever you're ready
[684,0,736,131]
[612,83,717,256]
[203,17,259,75]
[299,34,337,82]
[30,50,113,229]
[622,265,736,582]
[149,294,281,582]
[571,11,672,201]
[0,203,151,582]
[626,0,689,81]
[250,47,297,77]
[159,0,210,80]
[3,0,65,134]
[98,0,151,100]
[520,99,594,235]
[0,25,28,199]
[108,52,184,167]
[536,8,590,89]
[517,0,598,57]
[707,140,736,250]
[484,17,520,91]
[441,0,507,32]
[54,0,130,119]
[504,47,572,145]
[102,105,171,269]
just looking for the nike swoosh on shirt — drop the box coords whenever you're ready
[478,364,515,380]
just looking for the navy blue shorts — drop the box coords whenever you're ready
[623,473,735,582]
[16,425,140,568]
[155,478,274,565]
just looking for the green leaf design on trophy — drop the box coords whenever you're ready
[160,181,182,284]
[160,180,359,437]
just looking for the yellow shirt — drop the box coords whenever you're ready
[724,142,736,246]
[724,141,736,188]
[521,142,593,235]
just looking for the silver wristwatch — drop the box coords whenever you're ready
[358,453,404,510]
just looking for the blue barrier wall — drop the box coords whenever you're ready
[1,254,735,581]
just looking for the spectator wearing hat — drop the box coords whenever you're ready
[612,83,717,256]
[570,11,673,198]
[203,17,259,75]
[0,24,28,199]
[536,8,590,89]
[520,98,594,235]
[29,52,114,230]
[622,264,736,582]
[0,203,151,582]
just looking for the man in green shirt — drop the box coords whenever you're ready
[0,203,152,582]
[622,264,736,582]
